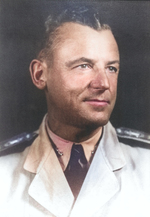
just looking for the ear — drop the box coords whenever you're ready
[29,59,47,90]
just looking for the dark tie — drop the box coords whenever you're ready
[64,144,89,198]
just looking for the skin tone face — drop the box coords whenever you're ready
[30,22,120,142]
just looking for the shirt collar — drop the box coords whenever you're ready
[24,114,126,174]
[45,115,102,169]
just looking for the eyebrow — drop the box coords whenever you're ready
[65,57,95,68]
[65,58,120,68]
[107,60,120,65]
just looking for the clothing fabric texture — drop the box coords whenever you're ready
[0,116,150,217]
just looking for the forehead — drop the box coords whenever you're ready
[52,22,119,62]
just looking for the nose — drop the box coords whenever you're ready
[89,69,110,90]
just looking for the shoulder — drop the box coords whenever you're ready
[0,131,38,179]
[116,127,150,163]
[0,131,38,157]
[0,133,39,199]
[116,127,150,149]
[116,127,150,193]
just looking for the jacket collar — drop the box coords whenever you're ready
[70,122,126,217]
[101,121,126,171]
[24,116,74,217]
[24,117,126,216]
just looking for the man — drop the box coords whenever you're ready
[0,3,150,217]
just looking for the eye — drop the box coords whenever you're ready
[108,66,118,73]
[77,64,91,69]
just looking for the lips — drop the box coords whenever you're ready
[84,98,110,107]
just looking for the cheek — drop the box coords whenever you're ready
[109,77,118,96]
[47,76,77,105]
[62,74,87,95]
[47,66,91,104]
[65,72,91,90]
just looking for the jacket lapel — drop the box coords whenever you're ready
[24,117,126,217]
[28,149,74,217]
[70,122,126,217]
[24,117,74,217]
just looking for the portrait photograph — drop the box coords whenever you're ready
[0,1,150,217]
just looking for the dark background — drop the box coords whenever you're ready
[0,0,150,141]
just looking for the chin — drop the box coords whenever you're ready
[77,115,110,129]
[91,118,109,128]
[82,106,113,126]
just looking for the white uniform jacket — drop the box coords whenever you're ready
[0,118,150,217]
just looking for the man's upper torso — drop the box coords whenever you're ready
[0,116,150,217]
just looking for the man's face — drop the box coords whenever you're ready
[45,23,119,129]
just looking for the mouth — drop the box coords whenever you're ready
[84,99,110,107]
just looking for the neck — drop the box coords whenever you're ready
[47,115,103,143]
